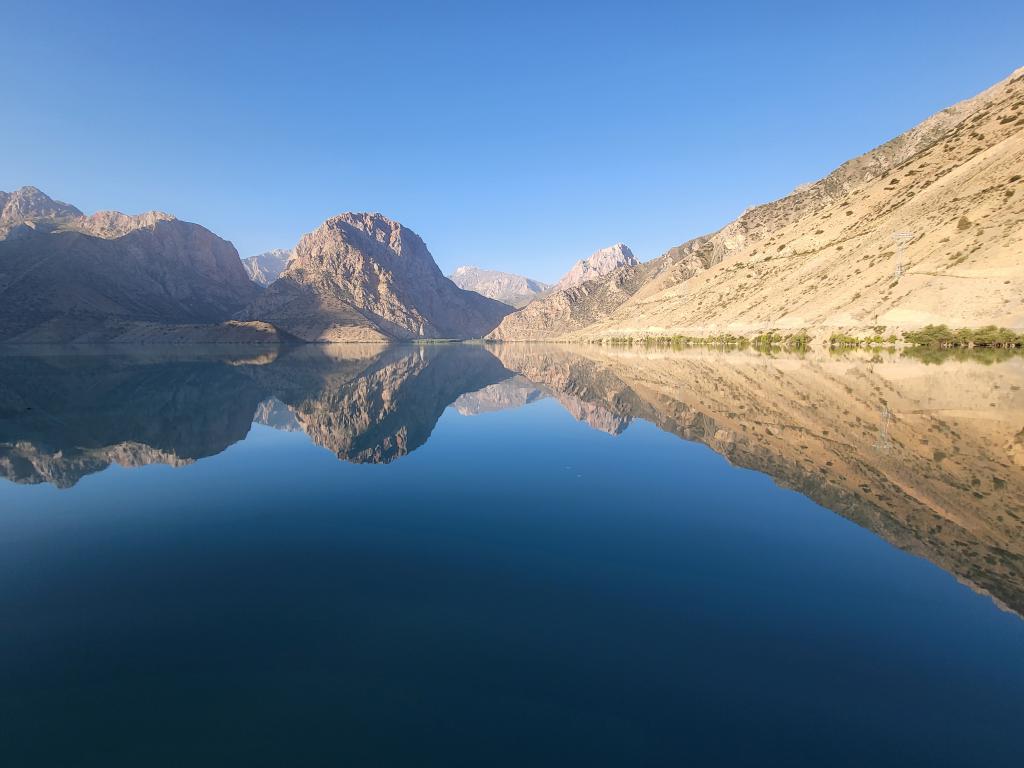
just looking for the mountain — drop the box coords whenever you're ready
[240,212,512,341]
[489,67,1024,341]
[243,248,291,286]
[0,187,269,342]
[553,243,638,291]
[0,186,83,238]
[449,265,550,307]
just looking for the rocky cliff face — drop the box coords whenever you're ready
[0,188,263,342]
[243,248,292,286]
[553,243,638,291]
[490,67,1024,341]
[449,266,550,308]
[240,213,512,341]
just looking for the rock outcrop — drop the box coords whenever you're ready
[448,266,551,308]
[240,212,512,341]
[0,188,263,342]
[243,248,292,286]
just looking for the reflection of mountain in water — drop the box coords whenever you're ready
[2,342,1022,615]
[450,372,628,434]
[492,345,1024,616]
[0,344,511,486]
[0,351,268,487]
[248,345,511,464]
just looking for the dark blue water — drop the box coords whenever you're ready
[0,345,1021,766]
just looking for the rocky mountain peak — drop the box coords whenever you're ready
[241,212,511,342]
[554,243,638,291]
[0,186,84,237]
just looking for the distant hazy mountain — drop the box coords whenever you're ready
[243,248,291,286]
[553,243,638,291]
[0,187,265,342]
[448,266,551,308]
[241,212,512,341]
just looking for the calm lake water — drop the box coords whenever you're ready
[1,343,1022,766]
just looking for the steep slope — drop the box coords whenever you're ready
[242,213,512,341]
[576,67,1024,340]
[0,188,264,342]
[491,67,1024,341]
[553,243,638,291]
[243,248,291,286]
[449,265,550,307]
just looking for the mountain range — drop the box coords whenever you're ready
[1,67,1021,344]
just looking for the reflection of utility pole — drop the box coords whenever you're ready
[873,405,893,453]
[892,232,913,280]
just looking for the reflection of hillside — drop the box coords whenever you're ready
[492,345,1024,615]
[0,352,266,487]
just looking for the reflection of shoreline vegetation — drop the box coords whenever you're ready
[903,325,1024,349]
[599,329,812,352]
[902,346,1024,365]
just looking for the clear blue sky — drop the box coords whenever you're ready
[2,1,1021,282]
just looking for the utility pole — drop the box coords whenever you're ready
[892,232,913,280]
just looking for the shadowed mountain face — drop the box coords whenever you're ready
[0,187,264,343]
[1,344,1021,615]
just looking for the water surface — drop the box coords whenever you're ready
[1,344,1022,766]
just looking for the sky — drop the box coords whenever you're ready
[1,1,1021,283]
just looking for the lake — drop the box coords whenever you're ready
[1,343,1022,766]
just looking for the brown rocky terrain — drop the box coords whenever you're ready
[490,67,1024,342]
[241,213,512,341]
[490,344,1024,614]
[0,188,263,342]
